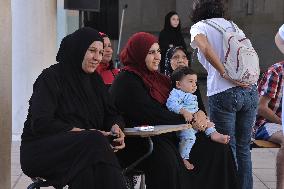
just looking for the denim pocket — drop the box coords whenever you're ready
[246,85,258,110]
[209,88,237,112]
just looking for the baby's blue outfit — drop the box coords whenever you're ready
[166,88,216,159]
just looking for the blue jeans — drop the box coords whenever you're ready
[208,86,258,189]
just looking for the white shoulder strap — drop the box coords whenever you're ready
[229,21,242,33]
[202,20,240,34]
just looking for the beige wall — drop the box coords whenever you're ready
[12,0,57,138]
[0,0,12,188]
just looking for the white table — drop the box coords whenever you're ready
[122,124,190,174]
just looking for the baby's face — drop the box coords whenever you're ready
[177,74,197,93]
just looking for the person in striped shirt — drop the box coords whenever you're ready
[255,24,284,189]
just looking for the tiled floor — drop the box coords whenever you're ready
[252,148,278,189]
[12,141,279,189]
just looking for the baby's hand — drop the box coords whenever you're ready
[180,108,193,123]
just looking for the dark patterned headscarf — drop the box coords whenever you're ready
[164,46,188,76]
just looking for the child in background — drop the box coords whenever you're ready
[166,66,230,170]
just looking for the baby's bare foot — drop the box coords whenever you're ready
[183,159,194,170]
[211,131,230,144]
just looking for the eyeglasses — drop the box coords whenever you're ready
[172,55,187,61]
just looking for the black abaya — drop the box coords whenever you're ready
[20,66,126,188]
[21,131,124,188]
[20,27,126,189]
[110,71,239,189]
[159,11,187,73]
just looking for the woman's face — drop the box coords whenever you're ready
[82,41,104,74]
[170,49,189,70]
[101,37,113,64]
[170,14,179,28]
[145,43,161,72]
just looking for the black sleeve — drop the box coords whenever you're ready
[194,83,206,113]
[103,97,125,130]
[181,37,187,51]
[110,71,185,126]
[158,31,170,52]
[29,69,73,135]
[94,73,125,130]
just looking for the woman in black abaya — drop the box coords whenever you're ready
[20,27,127,189]
[110,32,239,189]
[159,11,187,73]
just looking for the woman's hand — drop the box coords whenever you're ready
[192,110,208,131]
[89,128,111,136]
[90,125,125,152]
[70,127,85,132]
[110,124,125,152]
[223,73,250,88]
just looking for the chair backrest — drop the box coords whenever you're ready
[27,177,64,189]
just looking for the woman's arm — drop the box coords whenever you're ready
[92,73,125,131]
[194,34,226,75]
[30,69,74,135]
[103,95,125,130]
[159,31,171,51]
[110,72,184,126]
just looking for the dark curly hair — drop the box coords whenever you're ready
[171,66,197,89]
[190,0,227,23]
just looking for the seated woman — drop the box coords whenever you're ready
[163,46,205,112]
[20,27,126,189]
[96,32,120,88]
[110,32,239,189]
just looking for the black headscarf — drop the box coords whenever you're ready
[159,11,187,74]
[55,27,118,131]
[56,27,103,70]
[164,46,189,77]
[163,11,181,32]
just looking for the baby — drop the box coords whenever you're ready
[166,66,230,170]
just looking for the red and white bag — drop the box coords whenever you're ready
[202,20,260,84]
